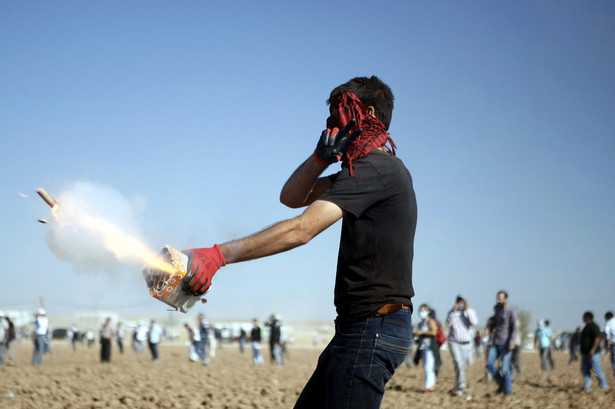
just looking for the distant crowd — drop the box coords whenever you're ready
[408,291,613,395]
[1,295,614,396]
[0,309,290,369]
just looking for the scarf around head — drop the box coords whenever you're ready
[327,91,396,175]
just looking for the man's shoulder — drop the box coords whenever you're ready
[584,322,600,335]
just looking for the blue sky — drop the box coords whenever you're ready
[1,1,614,331]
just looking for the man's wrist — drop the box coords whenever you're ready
[313,150,331,166]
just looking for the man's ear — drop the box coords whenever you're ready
[366,106,376,118]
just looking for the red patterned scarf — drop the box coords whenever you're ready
[327,91,396,175]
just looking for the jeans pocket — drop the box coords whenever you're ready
[368,333,411,390]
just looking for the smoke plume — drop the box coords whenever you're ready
[44,181,154,278]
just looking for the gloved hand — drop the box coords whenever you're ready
[314,118,363,165]
[181,244,226,295]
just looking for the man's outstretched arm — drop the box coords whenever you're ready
[221,199,343,262]
[183,199,344,294]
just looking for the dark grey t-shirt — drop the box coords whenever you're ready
[320,150,417,321]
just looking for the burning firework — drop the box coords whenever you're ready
[35,184,199,312]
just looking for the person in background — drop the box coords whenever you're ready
[134,321,148,353]
[6,315,17,366]
[543,320,555,369]
[569,327,581,364]
[100,317,114,363]
[474,330,482,359]
[184,323,200,362]
[70,324,79,352]
[486,291,517,395]
[197,314,210,365]
[604,311,615,378]
[535,319,555,373]
[116,322,125,354]
[580,311,608,391]
[239,327,247,354]
[483,316,495,382]
[86,330,95,348]
[214,326,223,350]
[148,320,163,362]
[250,319,264,366]
[100,317,115,362]
[267,314,284,366]
[510,319,522,381]
[0,311,8,366]
[414,304,438,394]
[32,308,50,366]
[446,296,478,396]
[280,319,290,362]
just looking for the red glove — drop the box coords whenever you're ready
[181,245,226,295]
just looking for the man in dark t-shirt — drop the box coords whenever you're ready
[580,311,608,391]
[321,149,415,321]
[180,76,416,409]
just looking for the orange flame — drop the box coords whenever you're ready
[53,202,173,274]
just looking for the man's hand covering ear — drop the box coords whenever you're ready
[314,118,362,165]
[181,245,226,295]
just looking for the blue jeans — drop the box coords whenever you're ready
[293,309,412,409]
[0,342,6,366]
[487,344,512,394]
[251,341,263,365]
[540,347,554,372]
[32,335,46,365]
[581,353,607,391]
[421,348,436,390]
[272,343,283,365]
[195,339,208,365]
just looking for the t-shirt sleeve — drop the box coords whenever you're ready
[320,163,385,218]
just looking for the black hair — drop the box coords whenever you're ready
[605,311,613,320]
[583,311,593,320]
[328,76,394,129]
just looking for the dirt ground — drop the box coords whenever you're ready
[1,341,614,409]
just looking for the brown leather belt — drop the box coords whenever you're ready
[378,303,410,315]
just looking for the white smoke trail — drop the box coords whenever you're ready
[44,181,171,277]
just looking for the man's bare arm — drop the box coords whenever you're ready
[280,156,332,208]
[220,199,344,263]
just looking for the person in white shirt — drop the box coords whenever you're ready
[604,311,615,378]
[32,308,50,365]
[134,321,148,353]
[446,296,478,396]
